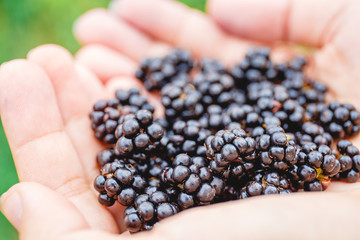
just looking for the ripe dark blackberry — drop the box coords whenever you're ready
[239,171,292,199]
[274,99,305,132]
[282,75,327,105]
[256,126,297,171]
[291,142,340,191]
[305,102,360,138]
[230,47,277,87]
[320,102,360,138]
[94,159,147,207]
[162,119,211,158]
[124,191,178,233]
[90,88,154,144]
[222,104,264,132]
[160,154,223,209]
[135,49,194,91]
[90,99,121,144]
[205,128,257,181]
[247,81,289,108]
[161,75,203,121]
[194,72,236,108]
[115,110,164,162]
[296,122,333,147]
[336,140,360,183]
[96,148,116,167]
[200,58,226,74]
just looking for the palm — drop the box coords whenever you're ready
[1,0,360,236]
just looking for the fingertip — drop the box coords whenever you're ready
[27,44,73,65]
[74,8,110,45]
[208,0,287,42]
[27,44,75,84]
[75,44,137,82]
[110,0,138,18]
[0,59,47,102]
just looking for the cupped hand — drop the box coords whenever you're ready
[1,0,360,239]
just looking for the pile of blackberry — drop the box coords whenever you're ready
[90,48,360,233]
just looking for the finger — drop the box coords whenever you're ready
[0,59,82,187]
[0,60,118,232]
[111,0,250,65]
[0,182,89,240]
[208,0,351,47]
[76,44,137,82]
[74,9,170,62]
[27,45,104,182]
[146,189,360,240]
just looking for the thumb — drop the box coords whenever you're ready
[208,0,351,47]
[0,182,90,240]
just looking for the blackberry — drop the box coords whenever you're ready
[96,148,116,167]
[292,142,340,191]
[205,128,257,180]
[296,122,333,147]
[194,72,236,107]
[336,140,360,183]
[275,99,305,132]
[160,154,223,208]
[239,171,292,199]
[90,99,121,144]
[256,126,297,171]
[320,102,360,138]
[94,159,147,207]
[222,104,264,132]
[90,88,154,144]
[161,75,203,121]
[247,81,289,108]
[162,119,211,158]
[90,47,360,233]
[135,49,194,91]
[306,102,360,138]
[230,47,277,87]
[115,110,164,161]
[200,58,226,74]
[124,191,178,233]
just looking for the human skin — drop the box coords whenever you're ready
[1,0,360,239]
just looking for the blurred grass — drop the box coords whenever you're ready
[0,0,206,239]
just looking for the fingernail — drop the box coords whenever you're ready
[0,191,22,229]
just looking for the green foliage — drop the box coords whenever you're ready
[0,0,207,239]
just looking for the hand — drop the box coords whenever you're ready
[1,0,360,239]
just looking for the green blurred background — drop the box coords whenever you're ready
[0,0,206,239]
